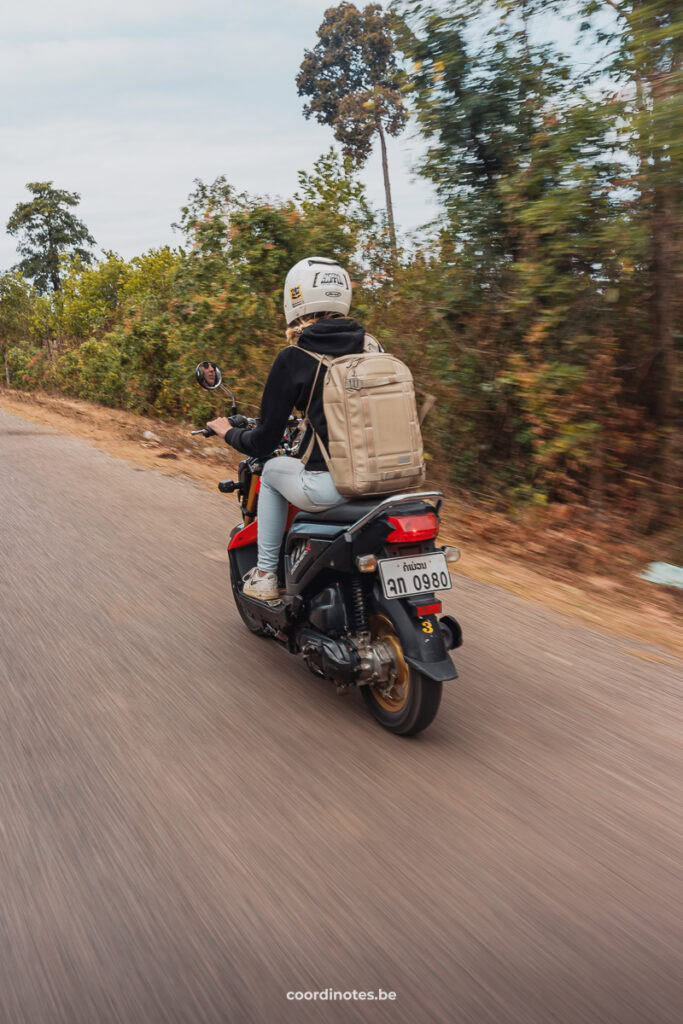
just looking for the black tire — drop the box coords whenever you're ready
[362,668,442,736]
[361,612,442,736]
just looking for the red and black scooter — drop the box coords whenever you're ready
[194,361,462,736]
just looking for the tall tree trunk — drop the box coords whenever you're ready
[648,60,679,513]
[651,174,677,498]
[376,119,397,258]
[47,226,60,292]
[3,344,9,387]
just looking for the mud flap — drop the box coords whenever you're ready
[405,655,458,682]
[371,583,457,682]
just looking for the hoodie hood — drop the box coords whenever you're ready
[297,317,365,358]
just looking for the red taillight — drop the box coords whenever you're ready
[386,513,439,543]
[417,602,442,616]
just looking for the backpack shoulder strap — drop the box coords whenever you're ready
[296,348,331,417]
[296,348,332,465]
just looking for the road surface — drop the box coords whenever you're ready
[0,408,681,1023]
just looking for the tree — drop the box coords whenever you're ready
[0,273,33,386]
[297,2,407,255]
[394,2,653,506]
[295,148,376,264]
[6,182,96,294]
[59,252,130,339]
[578,0,682,505]
[395,2,571,264]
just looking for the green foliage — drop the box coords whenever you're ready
[390,0,680,520]
[54,339,127,406]
[59,252,130,338]
[7,344,55,391]
[6,182,96,293]
[0,272,34,384]
[578,0,682,505]
[295,149,376,258]
[0,273,33,340]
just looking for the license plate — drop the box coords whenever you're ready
[378,551,452,600]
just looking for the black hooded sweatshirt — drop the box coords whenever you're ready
[225,318,366,471]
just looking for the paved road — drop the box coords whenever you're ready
[0,408,681,1024]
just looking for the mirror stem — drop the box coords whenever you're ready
[217,382,238,416]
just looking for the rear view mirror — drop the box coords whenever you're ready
[194,360,237,415]
[195,361,223,390]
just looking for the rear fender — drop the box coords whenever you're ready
[371,584,457,683]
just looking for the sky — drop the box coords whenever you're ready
[1,0,440,271]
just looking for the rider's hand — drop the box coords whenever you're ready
[206,417,232,439]
[228,414,249,428]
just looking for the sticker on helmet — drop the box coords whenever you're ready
[325,290,342,298]
[289,285,304,306]
[314,271,345,288]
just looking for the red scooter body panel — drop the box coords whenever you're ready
[228,504,299,550]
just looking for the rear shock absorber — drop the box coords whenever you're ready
[350,575,369,634]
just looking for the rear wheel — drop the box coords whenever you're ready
[361,614,442,736]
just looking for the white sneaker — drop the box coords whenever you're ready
[242,567,279,601]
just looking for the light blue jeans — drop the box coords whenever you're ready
[257,456,344,572]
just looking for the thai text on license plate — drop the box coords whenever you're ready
[378,551,452,600]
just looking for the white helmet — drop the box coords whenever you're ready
[283,257,352,325]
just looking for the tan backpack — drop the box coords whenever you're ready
[300,335,426,498]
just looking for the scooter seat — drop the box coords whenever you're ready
[292,500,380,525]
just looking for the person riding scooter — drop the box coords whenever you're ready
[207,256,373,602]
[195,261,457,735]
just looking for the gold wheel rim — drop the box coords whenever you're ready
[368,614,410,713]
